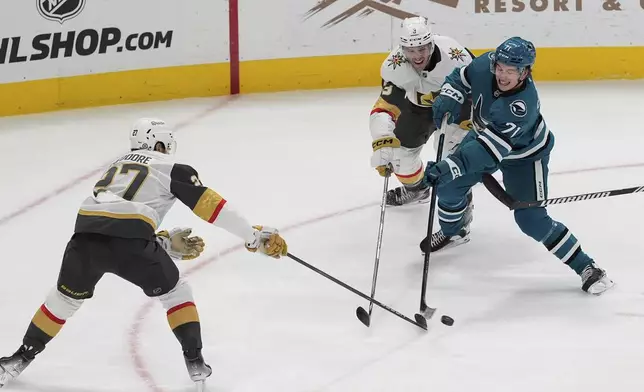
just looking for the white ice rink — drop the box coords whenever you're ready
[2,81,644,392]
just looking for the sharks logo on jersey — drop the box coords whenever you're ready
[510,100,527,117]
[472,95,522,138]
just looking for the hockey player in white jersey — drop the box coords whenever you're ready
[370,16,475,207]
[0,118,288,390]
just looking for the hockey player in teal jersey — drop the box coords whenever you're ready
[419,37,614,294]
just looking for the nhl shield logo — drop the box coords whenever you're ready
[37,0,86,24]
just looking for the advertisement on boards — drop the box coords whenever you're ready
[2,1,173,65]
[305,0,631,21]
[0,0,228,83]
[297,0,643,52]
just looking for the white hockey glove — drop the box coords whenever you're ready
[245,226,288,259]
[371,136,401,176]
[156,227,205,261]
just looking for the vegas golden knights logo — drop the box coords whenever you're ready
[37,0,86,24]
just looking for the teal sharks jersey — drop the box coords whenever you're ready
[444,51,553,175]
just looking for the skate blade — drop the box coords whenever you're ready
[195,380,207,392]
[588,278,615,296]
[0,364,14,388]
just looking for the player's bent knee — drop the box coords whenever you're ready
[513,208,552,242]
[46,288,84,320]
[157,279,195,312]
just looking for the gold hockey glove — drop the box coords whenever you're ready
[157,227,205,261]
[245,226,288,259]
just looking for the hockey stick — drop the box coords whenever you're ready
[482,173,644,210]
[287,253,427,331]
[481,173,516,208]
[356,166,391,327]
[415,115,449,327]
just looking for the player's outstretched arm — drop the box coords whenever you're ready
[169,164,287,259]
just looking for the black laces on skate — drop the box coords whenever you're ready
[581,265,595,284]
[430,231,447,248]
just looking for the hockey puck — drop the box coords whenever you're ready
[440,315,454,326]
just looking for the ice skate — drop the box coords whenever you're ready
[386,184,430,206]
[581,263,615,295]
[420,226,470,254]
[184,349,212,391]
[0,345,37,388]
[419,191,474,254]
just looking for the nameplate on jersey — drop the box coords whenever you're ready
[113,153,152,165]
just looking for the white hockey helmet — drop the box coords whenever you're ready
[129,118,176,154]
[400,16,434,48]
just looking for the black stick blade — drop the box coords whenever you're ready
[356,306,371,327]
[414,313,428,329]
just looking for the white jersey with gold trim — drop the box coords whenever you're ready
[78,151,179,234]
[75,150,255,242]
[380,35,474,108]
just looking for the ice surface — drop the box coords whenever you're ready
[1,81,644,391]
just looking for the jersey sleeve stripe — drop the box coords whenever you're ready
[481,128,512,152]
[504,123,551,160]
[371,97,402,121]
[193,188,227,223]
[476,137,503,163]
[534,119,546,139]
[444,158,463,179]
[209,199,227,223]
[460,66,472,91]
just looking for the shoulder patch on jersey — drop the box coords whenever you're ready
[510,100,527,117]
[387,52,407,69]
[448,48,466,62]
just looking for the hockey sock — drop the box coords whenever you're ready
[543,221,592,275]
[20,290,83,358]
[437,198,469,236]
[395,166,424,187]
[167,302,203,352]
[22,305,64,358]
